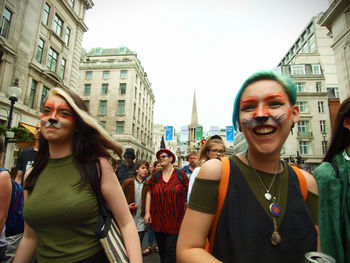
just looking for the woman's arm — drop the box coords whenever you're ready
[177,159,222,263]
[99,158,142,263]
[144,191,151,224]
[0,170,12,233]
[14,169,38,263]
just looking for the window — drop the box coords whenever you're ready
[103,71,110,79]
[40,86,50,111]
[119,83,126,94]
[297,102,308,113]
[298,120,311,137]
[133,103,136,119]
[134,87,137,99]
[35,38,45,63]
[299,141,311,155]
[47,47,58,72]
[318,101,324,113]
[99,121,106,129]
[101,83,108,95]
[116,121,124,134]
[53,14,63,36]
[296,82,305,92]
[316,82,322,92]
[85,71,92,80]
[322,141,328,155]
[28,80,37,109]
[42,3,50,25]
[84,84,91,95]
[312,64,321,75]
[291,65,305,75]
[59,58,66,79]
[99,100,107,115]
[320,120,326,133]
[120,70,128,78]
[69,0,74,8]
[65,27,70,46]
[83,100,89,110]
[117,100,125,114]
[0,8,12,38]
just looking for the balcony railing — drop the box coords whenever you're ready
[297,131,313,137]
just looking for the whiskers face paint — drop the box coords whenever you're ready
[43,121,63,129]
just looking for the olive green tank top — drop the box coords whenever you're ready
[23,155,101,262]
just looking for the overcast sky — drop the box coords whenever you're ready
[82,0,330,131]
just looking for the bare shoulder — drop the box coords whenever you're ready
[301,169,318,194]
[197,158,222,180]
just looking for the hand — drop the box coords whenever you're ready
[129,203,138,215]
[144,212,152,224]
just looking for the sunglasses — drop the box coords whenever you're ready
[158,155,169,160]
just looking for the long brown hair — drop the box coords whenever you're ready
[25,87,123,193]
[323,97,350,162]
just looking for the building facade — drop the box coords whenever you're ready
[318,0,350,101]
[0,0,93,168]
[79,47,155,161]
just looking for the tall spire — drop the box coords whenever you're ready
[191,90,198,125]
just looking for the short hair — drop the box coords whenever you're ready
[187,151,198,160]
[232,70,297,131]
[135,160,149,170]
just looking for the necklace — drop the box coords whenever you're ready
[246,151,282,245]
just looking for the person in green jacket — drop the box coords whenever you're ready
[314,96,350,263]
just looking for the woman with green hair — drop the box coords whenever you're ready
[177,71,319,263]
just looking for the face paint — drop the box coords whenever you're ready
[43,120,63,128]
[41,102,75,122]
[240,92,291,129]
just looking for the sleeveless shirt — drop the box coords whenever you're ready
[23,155,101,262]
[212,159,317,262]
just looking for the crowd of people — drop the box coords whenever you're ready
[0,71,349,263]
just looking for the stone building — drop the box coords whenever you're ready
[318,0,350,101]
[79,47,155,161]
[0,0,93,168]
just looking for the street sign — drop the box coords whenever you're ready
[209,126,219,136]
[180,126,188,142]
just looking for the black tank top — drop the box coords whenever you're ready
[212,159,317,263]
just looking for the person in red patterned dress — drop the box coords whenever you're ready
[144,148,188,263]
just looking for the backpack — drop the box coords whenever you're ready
[205,157,308,253]
[0,168,25,236]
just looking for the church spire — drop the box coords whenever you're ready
[191,90,198,125]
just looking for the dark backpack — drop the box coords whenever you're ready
[0,168,24,236]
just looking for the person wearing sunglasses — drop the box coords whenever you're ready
[187,136,226,202]
[144,148,188,263]
[314,96,350,263]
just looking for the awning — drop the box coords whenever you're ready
[19,122,36,135]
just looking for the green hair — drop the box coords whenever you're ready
[232,70,297,131]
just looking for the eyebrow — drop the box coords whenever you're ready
[263,93,286,102]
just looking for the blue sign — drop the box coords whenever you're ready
[165,126,173,141]
[226,126,234,142]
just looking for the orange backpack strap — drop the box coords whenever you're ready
[205,156,230,253]
[291,165,308,201]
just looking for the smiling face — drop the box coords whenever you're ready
[239,80,299,155]
[40,95,76,145]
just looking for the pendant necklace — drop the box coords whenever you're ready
[343,150,350,161]
[246,151,282,245]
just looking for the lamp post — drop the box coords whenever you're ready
[4,79,22,167]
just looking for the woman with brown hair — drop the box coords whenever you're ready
[314,96,350,263]
[14,87,141,262]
